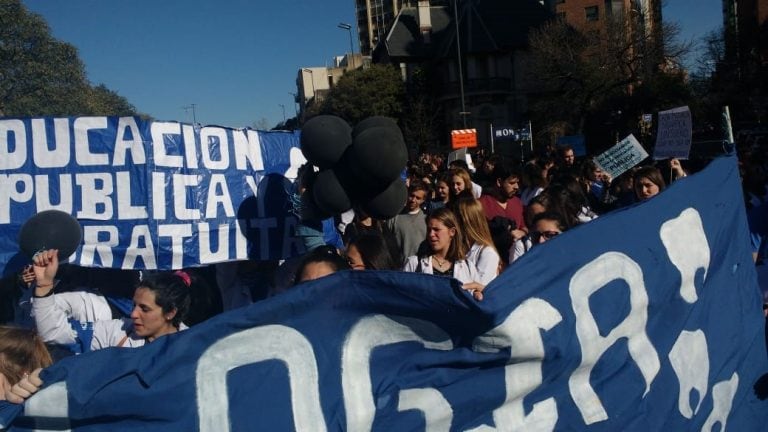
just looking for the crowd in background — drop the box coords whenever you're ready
[0,135,766,404]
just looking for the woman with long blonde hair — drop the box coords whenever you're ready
[403,208,480,283]
[451,196,501,284]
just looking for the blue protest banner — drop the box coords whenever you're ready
[3,154,766,431]
[0,117,307,274]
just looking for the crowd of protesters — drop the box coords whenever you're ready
[0,135,766,404]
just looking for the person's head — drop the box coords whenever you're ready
[449,167,473,198]
[435,173,451,202]
[558,145,575,167]
[0,326,52,383]
[131,272,192,341]
[295,245,350,284]
[581,159,603,183]
[346,235,398,270]
[492,163,522,200]
[633,166,666,200]
[452,196,495,249]
[425,208,467,260]
[406,180,428,212]
[530,211,568,245]
[522,161,548,189]
[525,193,550,227]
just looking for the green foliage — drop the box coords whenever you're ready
[0,0,138,117]
[316,64,405,125]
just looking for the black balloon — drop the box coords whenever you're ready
[300,115,352,169]
[312,169,352,214]
[362,179,407,219]
[352,116,401,139]
[18,210,82,260]
[350,125,407,184]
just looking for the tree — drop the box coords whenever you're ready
[400,66,444,153]
[0,0,138,117]
[528,15,691,151]
[316,64,405,126]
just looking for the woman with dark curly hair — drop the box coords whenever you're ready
[31,249,192,350]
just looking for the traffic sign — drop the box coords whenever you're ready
[451,129,477,149]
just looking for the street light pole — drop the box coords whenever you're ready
[279,104,286,123]
[453,0,468,128]
[338,22,355,69]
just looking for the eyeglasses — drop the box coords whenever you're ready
[346,259,366,270]
[531,230,561,242]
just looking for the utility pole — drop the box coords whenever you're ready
[338,23,355,69]
[279,104,286,123]
[453,0,469,128]
[183,103,198,124]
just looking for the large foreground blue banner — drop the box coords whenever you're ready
[0,117,307,275]
[3,155,767,431]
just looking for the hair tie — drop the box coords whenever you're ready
[174,270,191,287]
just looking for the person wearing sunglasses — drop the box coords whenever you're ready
[530,211,569,245]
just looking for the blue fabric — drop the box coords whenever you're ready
[0,117,304,273]
[2,155,766,431]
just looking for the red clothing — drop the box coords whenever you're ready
[478,194,526,230]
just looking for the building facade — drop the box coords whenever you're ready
[374,0,552,151]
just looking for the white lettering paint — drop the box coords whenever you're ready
[471,298,561,431]
[198,222,230,264]
[34,174,73,213]
[701,373,739,432]
[669,330,709,419]
[158,224,192,269]
[80,225,119,267]
[200,127,229,170]
[32,118,70,168]
[398,388,452,432]
[74,117,109,166]
[660,208,710,303]
[75,173,113,219]
[0,174,33,223]
[196,325,325,432]
[113,117,146,166]
[569,252,660,425]
[151,121,184,168]
[172,174,200,220]
[0,119,26,170]
[122,224,157,269]
[342,315,452,431]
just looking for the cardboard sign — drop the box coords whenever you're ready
[595,134,649,178]
[653,106,692,160]
[451,129,477,149]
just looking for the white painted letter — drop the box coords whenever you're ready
[196,325,326,432]
[660,208,710,303]
[342,315,453,431]
[568,252,660,425]
[669,330,709,419]
[471,298,561,431]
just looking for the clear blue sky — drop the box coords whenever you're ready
[22,0,721,129]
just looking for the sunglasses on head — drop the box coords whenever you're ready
[531,230,561,242]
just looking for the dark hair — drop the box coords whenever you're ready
[531,211,569,232]
[295,245,350,284]
[542,181,584,229]
[448,159,469,171]
[633,166,666,192]
[138,272,192,328]
[347,235,398,270]
[409,179,429,195]
[491,162,521,184]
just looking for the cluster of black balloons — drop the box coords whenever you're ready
[300,115,408,220]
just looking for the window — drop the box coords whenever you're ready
[585,6,599,21]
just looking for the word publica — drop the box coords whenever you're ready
[0,117,266,171]
[197,208,735,430]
